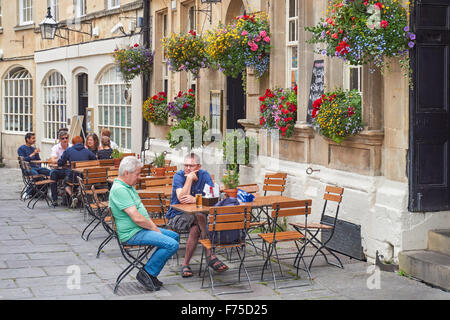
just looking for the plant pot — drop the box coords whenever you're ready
[154,167,166,177]
[223,188,238,199]
[113,158,122,168]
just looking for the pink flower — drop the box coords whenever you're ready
[251,44,259,51]
[241,30,248,36]
[263,36,270,43]
[255,36,262,42]
[260,30,267,38]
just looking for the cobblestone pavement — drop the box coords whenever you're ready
[0,167,449,301]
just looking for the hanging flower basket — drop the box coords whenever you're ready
[168,89,196,122]
[259,85,297,138]
[305,0,415,78]
[162,30,209,79]
[311,88,363,144]
[205,12,272,79]
[113,43,154,84]
[142,91,168,126]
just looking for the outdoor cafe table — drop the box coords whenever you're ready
[137,186,172,197]
[73,166,116,174]
[170,195,297,215]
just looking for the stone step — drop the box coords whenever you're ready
[428,230,450,256]
[398,250,450,291]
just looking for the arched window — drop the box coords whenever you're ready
[43,71,67,140]
[3,67,33,133]
[97,66,131,150]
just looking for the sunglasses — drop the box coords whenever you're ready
[60,137,69,141]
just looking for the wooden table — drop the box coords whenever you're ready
[170,195,297,214]
[137,186,173,197]
[73,166,116,174]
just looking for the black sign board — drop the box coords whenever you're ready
[321,216,365,261]
[307,60,325,123]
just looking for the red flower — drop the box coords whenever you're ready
[281,96,286,100]
[259,96,266,102]
[189,30,197,37]
[134,43,139,47]
[375,2,383,10]
[380,20,389,28]
[152,95,158,100]
[347,106,355,117]
[188,88,194,93]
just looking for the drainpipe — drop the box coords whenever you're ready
[0,131,4,167]
[141,0,151,163]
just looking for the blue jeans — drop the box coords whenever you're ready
[125,228,179,277]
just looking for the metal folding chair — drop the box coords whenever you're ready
[19,159,55,209]
[78,176,109,241]
[199,205,253,296]
[258,199,313,289]
[110,213,155,294]
[92,186,115,258]
[290,185,345,270]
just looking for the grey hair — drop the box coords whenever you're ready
[58,130,69,139]
[119,156,143,176]
[184,152,201,164]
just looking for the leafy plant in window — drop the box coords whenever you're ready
[142,91,168,126]
[259,85,298,138]
[222,129,259,169]
[162,30,209,79]
[113,43,154,85]
[311,88,363,144]
[305,0,415,81]
[167,89,196,122]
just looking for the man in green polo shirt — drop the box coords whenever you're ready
[109,156,179,291]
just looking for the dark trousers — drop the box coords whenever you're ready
[50,168,69,201]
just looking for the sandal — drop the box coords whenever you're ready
[208,257,229,272]
[181,265,193,278]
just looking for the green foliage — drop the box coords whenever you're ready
[111,149,123,159]
[167,115,209,150]
[222,164,240,189]
[222,130,259,166]
[142,92,168,125]
[113,43,154,84]
[153,152,166,168]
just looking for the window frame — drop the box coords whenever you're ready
[2,67,33,134]
[47,0,58,21]
[107,0,120,10]
[286,0,299,88]
[343,62,363,95]
[74,0,86,18]
[42,71,67,141]
[162,12,169,94]
[19,0,33,26]
[97,66,132,151]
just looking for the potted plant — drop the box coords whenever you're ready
[221,164,240,198]
[112,149,124,168]
[152,152,166,176]
[113,43,154,86]
[167,115,209,150]
[167,89,196,122]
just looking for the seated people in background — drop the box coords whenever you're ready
[100,128,119,150]
[17,132,51,198]
[97,136,113,160]
[85,133,99,158]
[166,153,228,278]
[109,156,179,291]
[58,136,96,204]
[49,130,72,206]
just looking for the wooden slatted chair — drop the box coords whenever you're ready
[138,191,168,228]
[66,160,101,207]
[20,158,55,209]
[289,185,344,271]
[199,205,253,296]
[164,165,178,177]
[258,199,313,289]
[121,153,136,158]
[145,177,173,188]
[98,159,115,167]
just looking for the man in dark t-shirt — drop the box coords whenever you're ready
[166,153,228,278]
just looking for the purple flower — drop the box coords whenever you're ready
[410,33,416,40]
[404,26,409,32]
[408,41,415,48]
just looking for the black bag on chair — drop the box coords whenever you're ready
[207,197,246,244]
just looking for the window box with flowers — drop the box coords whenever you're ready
[259,85,298,138]
[168,89,196,122]
[205,12,272,86]
[162,30,209,79]
[113,43,154,85]
[311,88,363,144]
[142,91,169,126]
[305,0,415,81]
